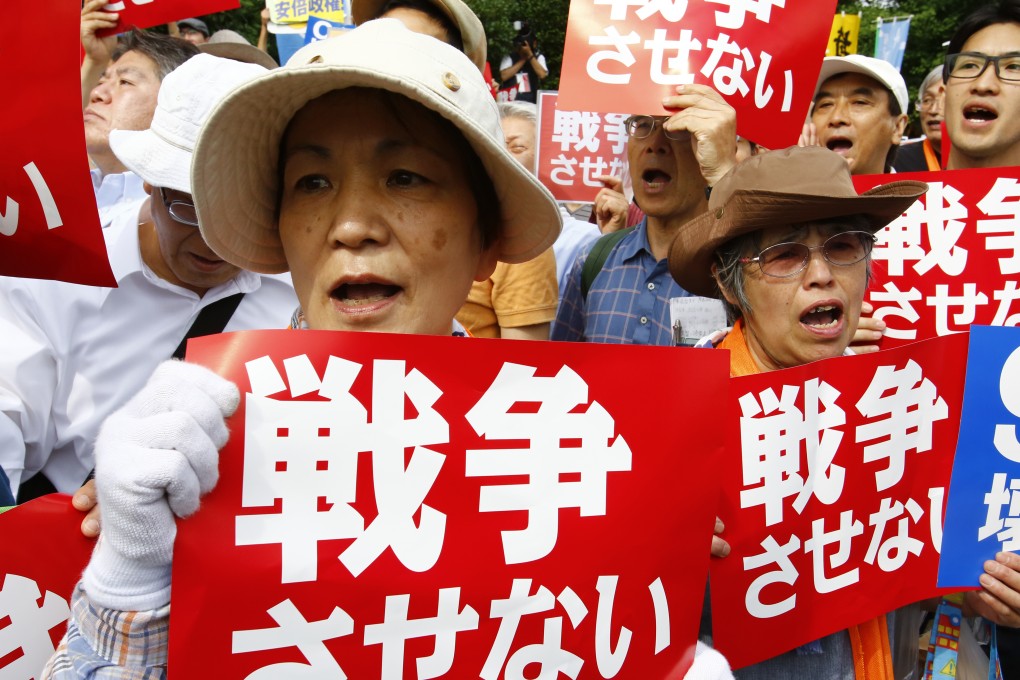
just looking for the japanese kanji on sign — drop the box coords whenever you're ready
[536,91,628,203]
[98,0,242,37]
[557,0,837,150]
[710,334,967,669]
[267,0,349,25]
[2,2,113,286]
[940,325,1020,588]
[170,330,729,678]
[855,167,1020,348]
[0,495,96,678]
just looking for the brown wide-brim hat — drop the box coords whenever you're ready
[668,146,928,298]
[351,0,487,72]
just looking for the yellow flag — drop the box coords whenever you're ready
[827,13,861,56]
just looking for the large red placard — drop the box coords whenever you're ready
[171,330,729,678]
[557,0,837,150]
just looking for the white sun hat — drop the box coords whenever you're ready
[109,54,268,194]
[191,19,561,274]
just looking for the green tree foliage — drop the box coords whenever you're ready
[836,0,988,132]
[463,0,570,89]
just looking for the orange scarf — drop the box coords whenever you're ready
[719,318,895,680]
[922,138,942,171]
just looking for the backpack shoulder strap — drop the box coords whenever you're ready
[580,227,634,301]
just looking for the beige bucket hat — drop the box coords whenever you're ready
[192,19,560,274]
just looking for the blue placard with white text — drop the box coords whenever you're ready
[938,325,1020,586]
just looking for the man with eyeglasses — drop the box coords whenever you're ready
[943,0,1020,170]
[552,84,737,345]
[0,55,296,511]
[893,65,945,172]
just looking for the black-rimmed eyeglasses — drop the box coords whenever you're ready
[159,187,199,227]
[945,52,1020,83]
[739,231,876,278]
[624,115,690,141]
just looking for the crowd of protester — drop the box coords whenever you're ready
[2,0,1020,677]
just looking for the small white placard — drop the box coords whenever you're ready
[669,297,727,346]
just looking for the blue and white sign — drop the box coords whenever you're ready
[303,14,353,45]
[875,17,911,72]
[939,325,1020,587]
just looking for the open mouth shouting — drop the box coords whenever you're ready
[963,102,999,125]
[330,279,402,314]
[800,301,845,336]
[825,135,853,157]
[641,168,673,192]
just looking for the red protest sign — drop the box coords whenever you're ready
[710,333,966,670]
[2,3,113,286]
[536,91,628,203]
[170,330,728,677]
[856,167,1020,349]
[97,0,241,36]
[557,0,837,150]
[0,495,96,677]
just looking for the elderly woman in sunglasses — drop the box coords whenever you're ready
[670,145,932,677]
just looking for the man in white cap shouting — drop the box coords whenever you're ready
[809,55,910,175]
[0,55,296,508]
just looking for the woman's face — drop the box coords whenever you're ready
[278,89,498,334]
[728,223,869,371]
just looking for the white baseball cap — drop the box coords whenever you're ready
[191,19,561,274]
[109,54,268,193]
[815,55,909,115]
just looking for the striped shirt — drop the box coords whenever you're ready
[551,218,694,346]
[43,585,168,679]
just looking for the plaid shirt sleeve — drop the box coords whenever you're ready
[43,583,169,680]
[550,247,589,341]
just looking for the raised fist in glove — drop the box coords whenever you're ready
[83,360,240,611]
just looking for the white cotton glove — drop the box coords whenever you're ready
[83,360,240,611]
[684,642,735,680]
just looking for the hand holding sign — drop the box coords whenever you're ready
[662,83,738,187]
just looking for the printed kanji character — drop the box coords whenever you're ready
[309,0,325,12]
[869,282,922,341]
[292,0,309,17]
[0,573,70,680]
[236,355,449,582]
[481,579,584,680]
[992,281,1020,327]
[1,162,64,237]
[915,183,968,276]
[833,27,852,57]
[323,0,341,11]
[976,177,1020,275]
[465,363,632,564]
[704,0,786,29]
[549,155,578,186]
[738,379,846,527]
[925,283,989,336]
[803,510,864,593]
[232,599,352,678]
[364,588,479,679]
[743,534,801,618]
[552,111,602,153]
[873,205,926,277]
[594,576,631,676]
[753,50,793,111]
[978,473,1020,550]
[580,156,611,187]
[700,32,753,97]
[603,113,629,155]
[273,1,294,20]
[635,0,690,22]
[593,0,647,21]
[644,29,703,85]
[587,27,640,85]
[855,360,948,492]
[864,498,924,571]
